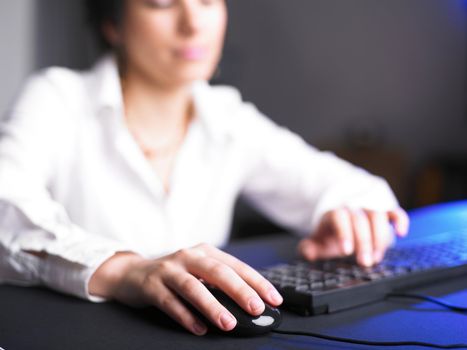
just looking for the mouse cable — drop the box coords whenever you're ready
[271,293,467,349]
[271,329,467,349]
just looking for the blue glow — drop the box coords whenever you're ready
[327,289,467,343]
[267,289,467,349]
[405,200,467,241]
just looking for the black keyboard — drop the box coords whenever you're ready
[259,230,467,315]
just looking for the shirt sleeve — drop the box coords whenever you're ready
[236,101,400,236]
[0,72,130,302]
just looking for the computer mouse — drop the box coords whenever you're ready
[205,286,282,337]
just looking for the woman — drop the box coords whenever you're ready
[0,0,408,336]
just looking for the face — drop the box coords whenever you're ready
[108,0,228,88]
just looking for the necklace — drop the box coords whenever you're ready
[125,103,193,160]
[128,125,186,159]
[120,74,193,159]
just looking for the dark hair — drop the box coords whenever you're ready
[85,0,124,50]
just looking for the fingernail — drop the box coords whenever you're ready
[220,312,236,330]
[193,322,207,335]
[269,289,283,305]
[249,297,264,314]
[343,240,353,255]
[362,253,373,266]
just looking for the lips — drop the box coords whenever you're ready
[175,46,207,60]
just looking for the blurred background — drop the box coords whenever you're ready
[1,0,466,236]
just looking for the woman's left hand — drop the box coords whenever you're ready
[298,207,410,266]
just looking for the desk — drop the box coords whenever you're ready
[1,202,467,350]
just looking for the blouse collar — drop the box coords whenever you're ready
[90,54,231,144]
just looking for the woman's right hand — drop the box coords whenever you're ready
[89,243,283,335]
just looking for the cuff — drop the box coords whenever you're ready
[38,248,122,302]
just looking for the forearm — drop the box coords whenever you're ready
[88,251,148,306]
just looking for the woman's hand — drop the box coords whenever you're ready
[89,243,283,336]
[298,208,409,266]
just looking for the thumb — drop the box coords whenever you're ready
[388,208,410,237]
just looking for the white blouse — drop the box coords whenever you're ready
[0,55,398,302]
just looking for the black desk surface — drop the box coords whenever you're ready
[1,201,467,350]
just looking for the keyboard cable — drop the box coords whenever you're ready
[386,292,467,313]
[271,292,467,349]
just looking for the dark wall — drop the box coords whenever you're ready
[35,0,99,70]
[223,0,467,163]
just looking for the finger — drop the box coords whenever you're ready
[145,280,208,335]
[298,237,319,261]
[298,236,343,261]
[298,208,354,261]
[351,209,374,266]
[187,255,266,316]
[388,208,410,237]
[163,269,237,332]
[366,210,391,263]
[330,208,354,255]
[200,245,283,307]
